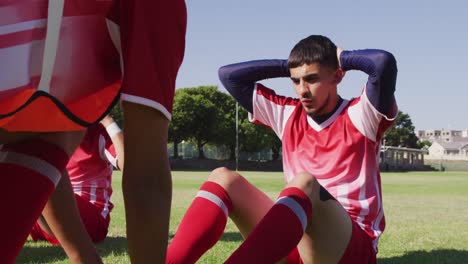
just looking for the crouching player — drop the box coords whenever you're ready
[30,115,123,244]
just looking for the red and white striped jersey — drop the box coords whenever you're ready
[67,124,116,219]
[250,83,397,251]
[0,1,121,131]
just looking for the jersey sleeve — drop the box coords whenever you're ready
[348,88,398,142]
[341,49,398,142]
[250,84,298,139]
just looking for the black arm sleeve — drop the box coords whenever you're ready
[218,59,290,113]
[340,49,397,115]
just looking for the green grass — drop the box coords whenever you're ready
[17,171,468,263]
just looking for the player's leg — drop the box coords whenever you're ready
[291,172,352,264]
[117,0,186,261]
[166,172,234,263]
[285,172,376,264]
[122,101,172,263]
[166,167,275,263]
[0,139,63,263]
[210,168,276,237]
[226,172,353,264]
[0,131,89,263]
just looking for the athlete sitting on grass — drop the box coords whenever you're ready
[166,35,397,264]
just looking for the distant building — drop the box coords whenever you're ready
[417,129,442,141]
[418,128,468,143]
[426,141,468,161]
[380,146,426,170]
[417,129,468,161]
[418,129,468,143]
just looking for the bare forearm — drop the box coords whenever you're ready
[110,132,124,170]
[101,115,125,170]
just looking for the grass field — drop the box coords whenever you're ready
[17,171,468,263]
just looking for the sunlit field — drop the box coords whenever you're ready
[17,171,468,263]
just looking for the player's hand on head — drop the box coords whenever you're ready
[336,47,343,68]
[336,47,346,81]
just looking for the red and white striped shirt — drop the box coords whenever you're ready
[0,1,121,131]
[251,83,396,251]
[67,124,116,219]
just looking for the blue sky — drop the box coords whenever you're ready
[176,0,468,131]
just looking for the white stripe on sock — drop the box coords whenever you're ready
[0,151,61,186]
[276,196,308,231]
[196,190,229,218]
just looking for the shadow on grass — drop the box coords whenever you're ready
[169,231,243,243]
[96,236,128,257]
[379,249,468,264]
[17,236,128,263]
[219,232,243,242]
[17,243,66,263]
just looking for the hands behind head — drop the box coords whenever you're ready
[336,47,345,80]
[336,47,343,68]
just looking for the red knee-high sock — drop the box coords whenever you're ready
[225,187,312,264]
[166,181,233,264]
[0,139,68,264]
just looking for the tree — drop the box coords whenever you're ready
[265,129,282,161]
[170,86,222,159]
[109,103,123,128]
[235,106,282,160]
[169,90,196,158]
[170,86,282,160]
[206,89,238,160]
[212,95,282,161]
[383,111,419,148]
[417,140,432,149]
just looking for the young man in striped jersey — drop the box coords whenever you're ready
[30,115,123,245]
[166,35,397,263]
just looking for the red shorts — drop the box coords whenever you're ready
[287,220,376,264]
[113,0,187,120]
[30,194,110,244]
[338,220,376,264]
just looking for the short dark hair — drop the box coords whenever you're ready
[287,35,338,69]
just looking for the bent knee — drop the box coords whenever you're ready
[286,172,320,199]
[287,172,335,202]
[207,167,244,188]
[288,172,318,189]
[209,167,233,179]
